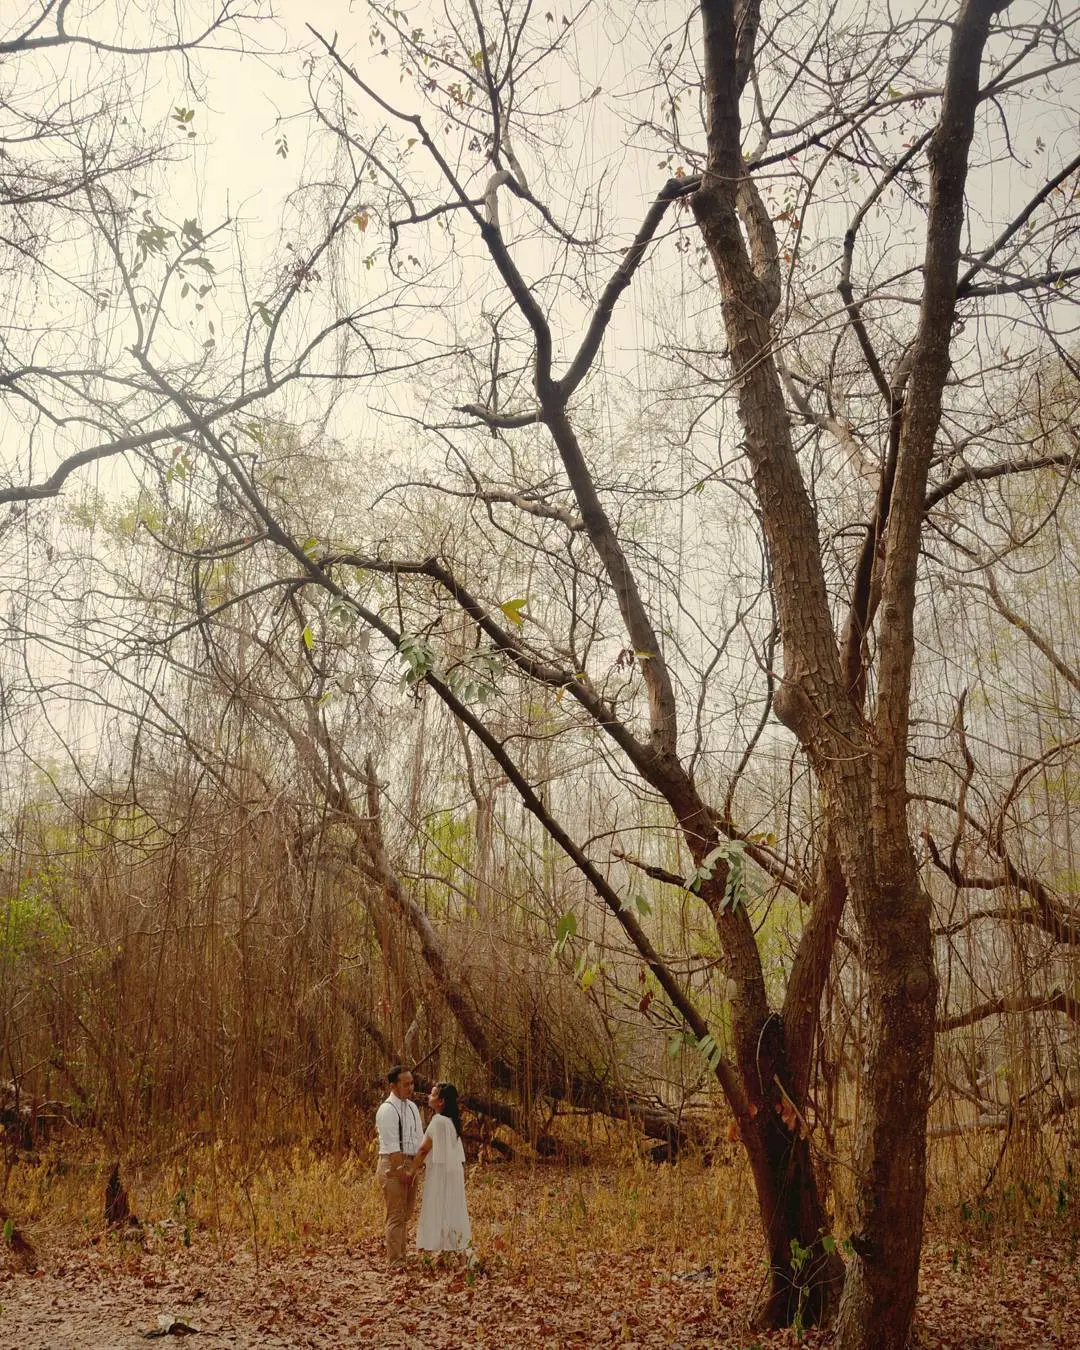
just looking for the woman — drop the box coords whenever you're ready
[408,1082,471,1253]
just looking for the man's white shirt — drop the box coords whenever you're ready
[375,1094,423,1155]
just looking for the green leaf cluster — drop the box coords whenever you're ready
[398,633,436,689]
[683,839,747,911]
[0,887,69,963]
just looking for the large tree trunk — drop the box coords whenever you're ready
[688,846,843,1327]
[834,4,1008,1344]
[692,2,1009,1344]
[736,1017,843,1327]
[836,856,937,1346]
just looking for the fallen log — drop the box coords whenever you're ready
[355,1012,698,1155]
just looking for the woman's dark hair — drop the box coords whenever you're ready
[434,1082,463,1138]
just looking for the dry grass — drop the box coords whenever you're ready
[6,1141,764,1276]
[7,1128,1078,1276]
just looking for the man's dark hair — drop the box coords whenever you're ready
[387,1065,406,1084]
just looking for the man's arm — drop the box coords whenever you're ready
[374,1100,398,1154]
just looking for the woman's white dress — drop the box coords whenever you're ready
[416,1113,471,1251]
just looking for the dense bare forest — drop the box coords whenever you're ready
[1,1,1079,1346]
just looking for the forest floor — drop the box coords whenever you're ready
[1,1156,1077,1347]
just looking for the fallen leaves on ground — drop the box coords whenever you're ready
[2,1229,1077,1348]
[1,1162,1078,1347]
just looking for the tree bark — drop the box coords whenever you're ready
[734,1019,844,1327]
[692,2,1011,1344]
[836,6,1009,1346]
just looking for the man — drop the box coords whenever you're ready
[374,1065,424,1264]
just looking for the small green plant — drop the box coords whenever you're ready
[789,1236,811,1339]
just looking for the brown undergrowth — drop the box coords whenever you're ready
[3,1139,758,1272]
[1,1141,1079,1347]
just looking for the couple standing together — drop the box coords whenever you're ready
[375,1066,471,1264]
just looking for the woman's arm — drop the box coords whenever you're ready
[408,1131,433,1178]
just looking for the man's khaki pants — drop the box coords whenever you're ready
[377,1152,416,1262]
